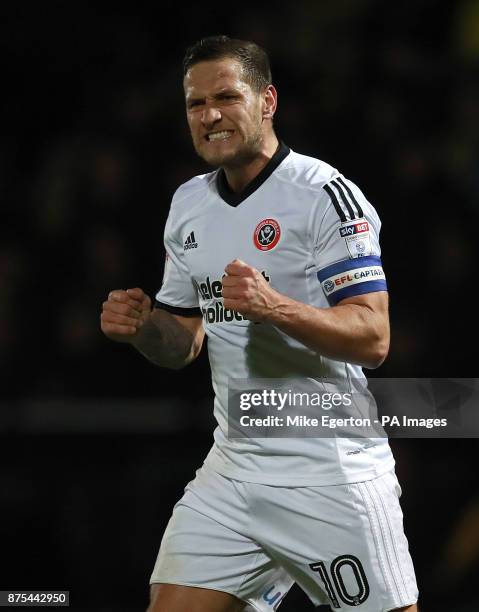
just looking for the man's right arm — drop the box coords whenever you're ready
[101,287,204,370]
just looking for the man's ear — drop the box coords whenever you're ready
[262,84,277,120]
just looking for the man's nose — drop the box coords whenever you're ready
[201,106,222,128]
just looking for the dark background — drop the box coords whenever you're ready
[1,1,478,610]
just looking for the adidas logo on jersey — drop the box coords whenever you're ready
[184,231,198,251]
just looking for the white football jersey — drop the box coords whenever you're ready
[156,143,394,486]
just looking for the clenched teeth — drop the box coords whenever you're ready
[208,131,232,141]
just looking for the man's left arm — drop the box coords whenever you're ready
[221,259,389,369]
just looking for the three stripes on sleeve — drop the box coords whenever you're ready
[323,176,364,222]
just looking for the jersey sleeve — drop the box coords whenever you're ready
[155,205,201,317]
[311,174,387,306]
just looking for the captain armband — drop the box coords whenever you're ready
[317,255,387,306]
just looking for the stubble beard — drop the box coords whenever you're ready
[193,124,264,169]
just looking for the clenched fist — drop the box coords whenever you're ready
[101,287,152,343]
[222,259,280,322]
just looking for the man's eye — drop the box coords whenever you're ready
[216,94,237,102]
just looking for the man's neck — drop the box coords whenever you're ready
[222,134,279,193]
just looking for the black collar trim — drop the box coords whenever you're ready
[216,141,290,207]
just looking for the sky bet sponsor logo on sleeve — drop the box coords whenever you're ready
[317,255,387,305]
[339,219,372,257]
[339,220,369,237]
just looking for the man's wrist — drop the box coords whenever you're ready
[130,311,154,349]
[263,290,297,325]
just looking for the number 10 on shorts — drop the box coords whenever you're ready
[309,555,370,608]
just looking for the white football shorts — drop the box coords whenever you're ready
[150,467,418,611]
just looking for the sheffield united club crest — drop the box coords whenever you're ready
[253,218,281,251]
